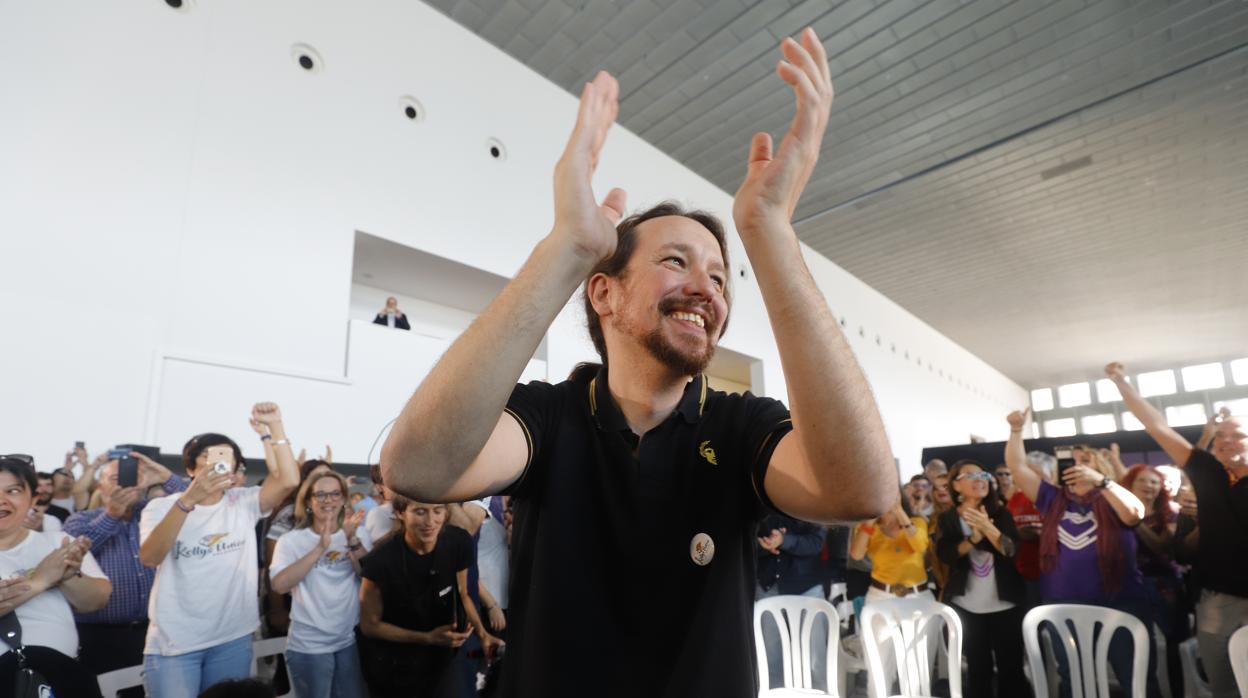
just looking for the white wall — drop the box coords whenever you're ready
[0,0,1025,477]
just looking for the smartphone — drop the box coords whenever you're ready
[74,440,85,450]
[203,445,235,473]
[118,456,139,488]
[107,448,130,460]
[1055,447,1076,478]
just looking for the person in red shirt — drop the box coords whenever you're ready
[994,463,1042,597]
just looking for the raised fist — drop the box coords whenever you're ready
[252,402,283,426]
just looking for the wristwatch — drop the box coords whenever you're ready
[1097,475,1111,489]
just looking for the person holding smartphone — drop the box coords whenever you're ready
[358,496,502,698]
[1004,407,1158,697]
[63,451,186,683]
[138,403,301,698]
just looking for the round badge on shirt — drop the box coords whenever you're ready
[690,533,715,566]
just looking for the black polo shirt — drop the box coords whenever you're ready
[1184,448,1248,597]
[498,367,793,698]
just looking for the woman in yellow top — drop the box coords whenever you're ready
[850,497,932,601]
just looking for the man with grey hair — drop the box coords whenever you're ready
[1107,361,1248,697]
[1026,450,1057,483]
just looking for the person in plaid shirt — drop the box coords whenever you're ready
[64,451,186,680]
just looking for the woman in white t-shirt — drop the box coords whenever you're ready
[138,403,300,698]
[0,457,111,660]
[271,470,372,698]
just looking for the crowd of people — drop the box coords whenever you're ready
[2,363,1244,697]
[3,21,1245,698]
[827,362,1246,698]
[0,403,513,698]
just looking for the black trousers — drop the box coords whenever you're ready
[951,603,1027,698]
[76,621,148,675]
[77,621,148,698]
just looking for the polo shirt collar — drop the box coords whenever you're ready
[588,366,707,431]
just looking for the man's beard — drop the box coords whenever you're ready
[612,290,719,377]
[641,326,715,376]
[36,493,51,506]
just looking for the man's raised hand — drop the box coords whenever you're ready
[553,70,627,265]
[733,28,834,237]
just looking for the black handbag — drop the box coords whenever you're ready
[0,612,54,698]
[0,611,104,698]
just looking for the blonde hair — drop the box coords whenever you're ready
[1083,448,1118,480]
[294,470,350,530]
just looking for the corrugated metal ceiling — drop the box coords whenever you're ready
[426,0,1248,387]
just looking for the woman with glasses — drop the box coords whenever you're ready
[270,469,371,697]
[935,459,1026,698]
[138,403,301,698]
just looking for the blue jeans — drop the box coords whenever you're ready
[143,634,252,698]
[756,584,829,693]
[286,644,366,698]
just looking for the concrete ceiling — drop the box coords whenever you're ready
[425,0,1248,388]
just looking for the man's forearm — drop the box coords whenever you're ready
[1114,378,1166,430]
[64,511,124,548]
[361,619,428,644]
[742,227,895,509]
[382,234,593,499]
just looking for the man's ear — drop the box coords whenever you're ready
[587,272,615,319]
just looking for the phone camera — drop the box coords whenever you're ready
[213,461,232,475]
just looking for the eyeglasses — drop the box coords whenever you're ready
[311,491,344,502]
[955,471,993,482]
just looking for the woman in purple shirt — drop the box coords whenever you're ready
[1005,409,1159,697]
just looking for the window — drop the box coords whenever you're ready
[1165,403,1207,427]
[1137,369,1177,397]
[1213,398,1248,417]
[1095,379,1122,403]
[1081,414,1117,434]
[1181,363,1226,391]
[1058,382,1091,408]
[1031,388,1054,412]
[1231,358,1248,386]
[1043,418,1077,438]
[1121,412,1146,431]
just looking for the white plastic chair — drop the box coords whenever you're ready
[1178,637,1212,698]
[251,635,292,698]
[96,664,144,698]
[754,595,840,696]
[859,596,962,698]
[1022,604,1148,698]
[1229,625,1248,697]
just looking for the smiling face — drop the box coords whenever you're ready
[34,475,53,505]
[1130,469,1162,508]
[951,464,991,504]
[308,474,345,526]
[593,216,730,377]
[398,501,447,546]
[0,472,33,535]
[1212,416,1247,469]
